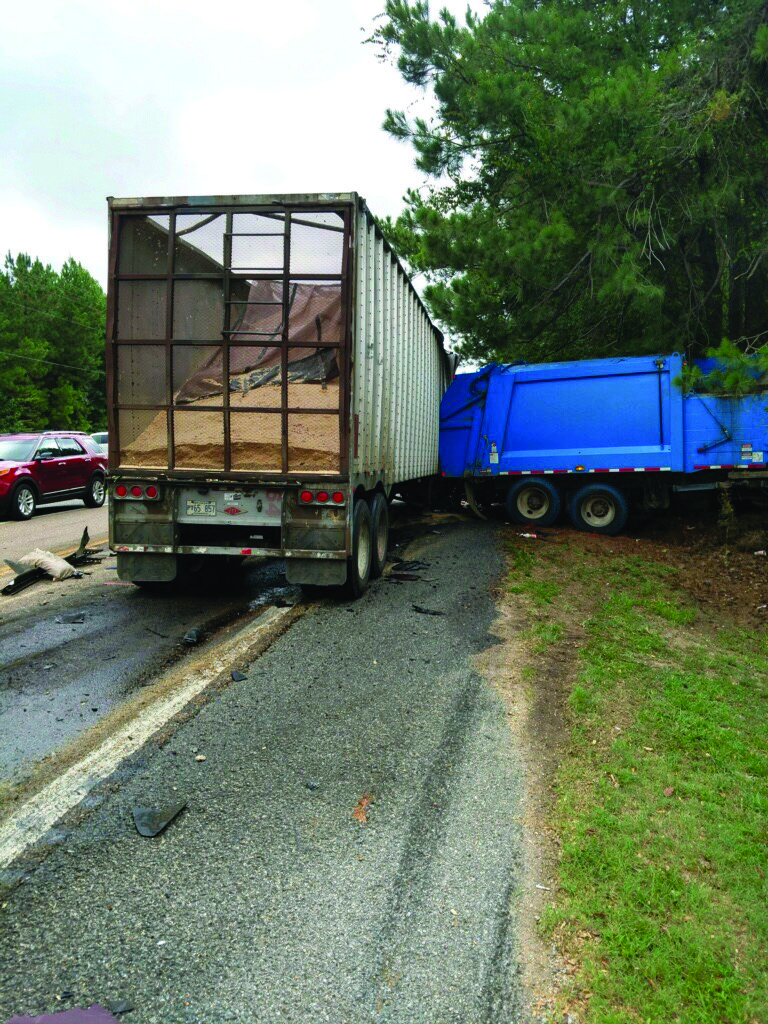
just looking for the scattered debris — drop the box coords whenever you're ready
[2,528,105,596]
[305,780,319,791]
[389,573,422,582]
[755,549,766,556]
[195,755,207,762]
[55,612,86,624]
[183,628,203,645]
[412,605,446,616]
[231,670,247,681]
[391,560,430,573]
[5,1006,121,1024]
[353,792,373,825]
[132,801,187,837]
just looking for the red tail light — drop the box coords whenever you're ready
[130,485,143,498]
[114,484,127,497]
[331,491,344,504]
[316,491,329,503]
[145,485,158,499]
[300,491,313,504]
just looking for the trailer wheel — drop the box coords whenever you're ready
[568,484,628,535]
[346,498,372,598]
[369,492,389,579]
[506,478,561,527]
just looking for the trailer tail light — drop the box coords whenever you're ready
[113,483,161,501]
[297,489,347,506]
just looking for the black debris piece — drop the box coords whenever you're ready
[55,613,86,624]
[391,560,430,573]
[106,1000,134,1016]
[132,801,187,837]
[305,780,319,791]
[231,670,247,681]
[412,605,446,616]
[183,628,202,645]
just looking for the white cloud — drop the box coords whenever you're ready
[0,0,481,289]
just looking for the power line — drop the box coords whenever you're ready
[1,296,104,334]
[0,351,105,376]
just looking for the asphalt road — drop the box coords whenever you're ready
[0,515,525,1023]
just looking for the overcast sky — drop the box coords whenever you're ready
[1,0,481,290]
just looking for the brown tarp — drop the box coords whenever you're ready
[175,280,342,404]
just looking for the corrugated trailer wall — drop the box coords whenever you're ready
[352,202,446,489]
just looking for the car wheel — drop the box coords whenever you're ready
[10,483,37,520]
[83,473,106,508]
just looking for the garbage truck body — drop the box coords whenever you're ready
[440,353,768,534]
[106,193,451,592]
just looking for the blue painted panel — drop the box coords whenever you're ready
[683,393,768,470]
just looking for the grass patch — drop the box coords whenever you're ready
[505,536,768,1023]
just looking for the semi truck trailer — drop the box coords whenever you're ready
[106,192,452,594]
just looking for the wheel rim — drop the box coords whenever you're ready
[91,479,105,503]
[17,488,34,517]
[516,486,550,521]
[582,495,615,528]
[357,517,371,578]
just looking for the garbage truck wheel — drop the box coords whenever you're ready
[369,492,389,579]
[506,478,561,527]
[568,483,628,535]
[346,498,372,598]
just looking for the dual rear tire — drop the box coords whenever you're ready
[506,476,629,536]
[346,491,389,598]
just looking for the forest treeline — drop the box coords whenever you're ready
[0,253,106,434]
[374,0,768,367]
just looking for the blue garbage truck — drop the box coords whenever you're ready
[439,353,768,535]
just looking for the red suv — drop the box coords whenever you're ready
[0,432,108,520]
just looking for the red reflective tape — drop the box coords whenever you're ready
[645,467,661,472]
[592,468,610,473]
[618,468,636,473]
[553,469,569,474]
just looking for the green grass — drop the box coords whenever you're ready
[505,536,768,1024]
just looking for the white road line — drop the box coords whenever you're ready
[0,604,293,870]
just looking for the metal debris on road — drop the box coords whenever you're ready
[55,612,86,624]
[5,1007,121,1024]
[2,528,106,596]
[183,627,203,644]
[132,801,187,837]
[391,560,431,573]
[231,670,247,681]
[412,605,446,616]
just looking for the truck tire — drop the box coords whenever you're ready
[505,478,561,527]
[9,482,37,520]
[369,492,389,579]
[83,473,106,508]
[346,498,372,598]
[568,483,628,535]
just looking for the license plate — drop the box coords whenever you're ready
[186,500,217,516]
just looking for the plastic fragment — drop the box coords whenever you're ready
[132,801,187,837]
[231,670,247,681]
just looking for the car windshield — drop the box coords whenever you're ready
[0,438,38,461]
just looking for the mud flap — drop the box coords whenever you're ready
[463,479,488,521]
[285,557,347,586]
[117,552,177,582]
